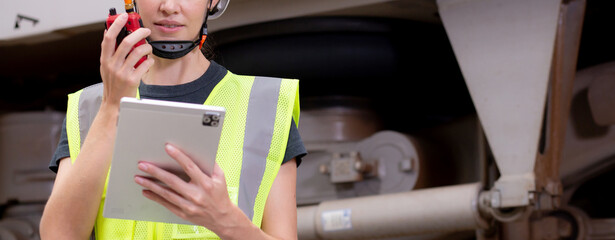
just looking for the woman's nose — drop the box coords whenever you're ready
[159,0,180,14]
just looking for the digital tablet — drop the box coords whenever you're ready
[103,97,225,225]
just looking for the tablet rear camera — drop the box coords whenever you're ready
[203,113,220,127]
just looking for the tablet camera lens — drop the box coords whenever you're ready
[203,115,212,125]
[203,113,221,127]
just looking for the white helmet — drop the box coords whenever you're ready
[209,0,229,20]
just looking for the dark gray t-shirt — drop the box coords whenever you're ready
[49,61,306,172]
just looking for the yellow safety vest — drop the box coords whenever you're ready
[65,71,300,239]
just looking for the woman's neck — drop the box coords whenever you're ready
[142,49,210,86]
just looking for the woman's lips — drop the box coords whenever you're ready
[154,21,184,33]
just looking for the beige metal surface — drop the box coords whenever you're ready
[297,183,483,240]
[587,72,615,126]
[1,0,119,44]
[560,61,615,184]
[1,0,435,45]
[213,0,394,31]
[437,0,561,208]
[299,105,382,143]
[296,130,423,205]
[0,112,64,204]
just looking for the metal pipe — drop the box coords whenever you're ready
[297,183,484,240]
[297,205,319,240]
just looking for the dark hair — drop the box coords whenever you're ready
[201,35,216,60]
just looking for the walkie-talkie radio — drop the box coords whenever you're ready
[106,0,147,68]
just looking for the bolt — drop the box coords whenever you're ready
[354,160,363,171]
[545,181,563,195]
[529,192,536,205]
[354,160,373,173]
[490,191,501,208]
[399,158,413,172]
[319,164,329,174]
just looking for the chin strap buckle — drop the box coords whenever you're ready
[199,35,207,50]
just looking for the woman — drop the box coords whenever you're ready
[40,0,305,239]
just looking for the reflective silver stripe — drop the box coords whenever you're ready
[237,76,282,220]
[77,84,104,240]
[76,78,282,221]
[78,83,104,146]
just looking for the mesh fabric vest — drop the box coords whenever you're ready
[65,71,300,239]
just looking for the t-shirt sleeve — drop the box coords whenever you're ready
[281,118,306,167]
[49,117,70,173]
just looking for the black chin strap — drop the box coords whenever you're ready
[148,23,205,59]
[148,40,197,59]
[136,0,211,59]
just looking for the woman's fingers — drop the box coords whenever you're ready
[137,162,185,192]
[132,56,155,80]
[124,38,153,76]
[164,144,212,184]
[137,145,235,226]
[136,176,198,220]
[212,162,225,180]
[101,15,151,72]
[141,189,186,218]
[135,164,193,208]
[116,28,151,68]
[100,13,128,62]
[99,25,152,105]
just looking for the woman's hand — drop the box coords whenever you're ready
[100,13,154,107]
[135,143,298,240]
[134,144,244,233]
